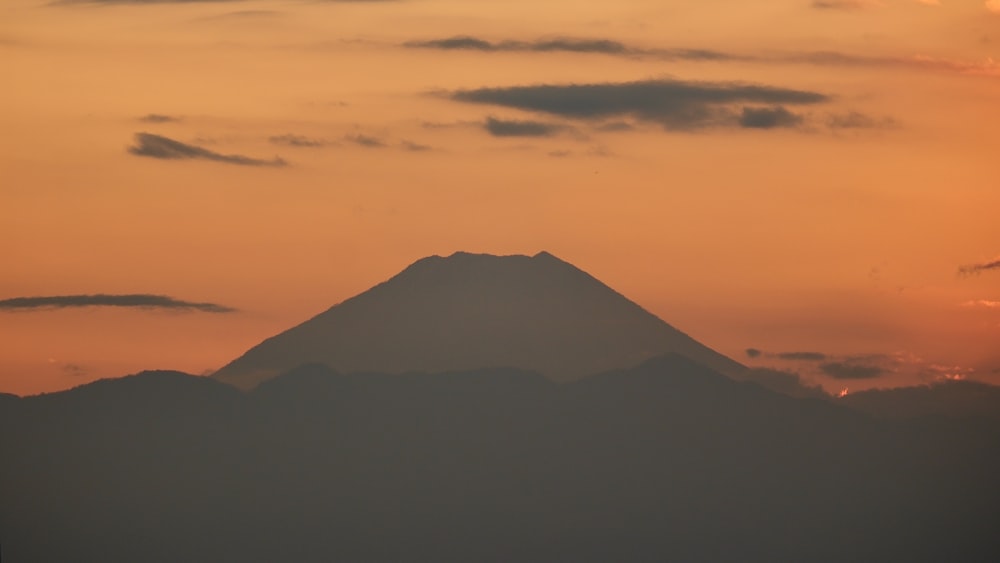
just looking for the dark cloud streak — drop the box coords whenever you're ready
[739,106,803,129]
[404,36,741,62]
[344,134,386,148]
[811,0,874,9]
[269,134,329,148]
[452,79,827,130]
[959,258,1000,276]
[139,114,181,123]
[128,133,287,167]
[0,294,236,313]
[484,116,564,137]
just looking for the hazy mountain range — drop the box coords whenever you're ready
[2,252,998,562]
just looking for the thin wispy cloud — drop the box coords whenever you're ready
[405,34,998,78]
[138,114,181,124]
[484,116,566,137]
[269,134,330,148]
[399,140,432,151]
[811,0,881,9]
[61,363,89,377]
[344,134,386,148]
[128,133,287,167]
[58,0,394,4]
[745,349,828,361]
[0,294,236,313]
[404,36,740,62]
[962,299,1000,308]
[959,257,1000,276]
[788,51,1000,77]
[55,0,247,4]
[451,79,828,131]
[827,111,897,129]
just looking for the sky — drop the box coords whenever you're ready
[1,0,998,396]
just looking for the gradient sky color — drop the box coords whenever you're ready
[2,0,999,396]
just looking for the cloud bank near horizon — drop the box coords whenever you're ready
[0,294,236,313]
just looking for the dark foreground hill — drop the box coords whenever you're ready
[2,356,998,562]
[213,251,745,389]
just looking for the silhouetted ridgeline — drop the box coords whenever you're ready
[841,379,1000,421]
[2,356,998,562]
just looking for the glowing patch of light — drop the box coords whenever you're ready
[962,299,1000,308]
[837,388,849,398]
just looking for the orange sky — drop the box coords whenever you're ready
[2,0,999,396]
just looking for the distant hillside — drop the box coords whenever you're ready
[3,356,997,562]
[840,379,1000,420]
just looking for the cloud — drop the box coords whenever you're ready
[811,0,881,9]
[788,51,1000,77]
[746,348,828,361]
[59,0,394,4]
[138,114,181,124]
[959,257,1000,276]
[0,294,236,313]
[962,299,1000,308]
[128,133,287,166]
[820,362,885,379]
[408,36,497,51]
[827,111,897,129]
[269,134,329,148]
[406,37,634,56]
[56,0,248,4]
[400,140,432,151]
[61,364,89,377]
[777,352,828,361]
[405,36,740,62]
[344,134,386,148]
[451,79,828,131]
[738,106,803,129]
[484,116,565,137]
[407,35,997,78]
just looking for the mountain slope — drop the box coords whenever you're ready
[213,251,745,389]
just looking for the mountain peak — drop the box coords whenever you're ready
[214,252,744,389]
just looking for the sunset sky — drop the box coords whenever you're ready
[2,0,998,396]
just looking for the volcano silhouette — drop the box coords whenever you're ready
[214,251,744,389]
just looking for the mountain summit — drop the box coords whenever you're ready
[213,251,744,389]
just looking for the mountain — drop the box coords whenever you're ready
[214,251,745,389]
[3,357,997,562]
